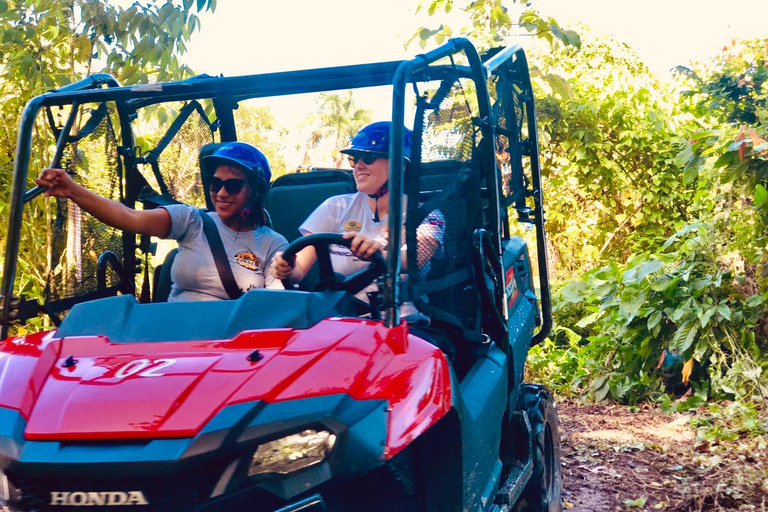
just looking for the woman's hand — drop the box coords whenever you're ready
[35,167,171,238]
[343,232,385,260]
[272,252,295,280]
[35,168,78,198]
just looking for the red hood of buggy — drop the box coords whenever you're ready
[0,319,451,455]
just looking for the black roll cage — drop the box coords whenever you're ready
[1,38,550,343]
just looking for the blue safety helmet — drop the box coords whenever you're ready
[202,142,271,192]
[340,121,413,163]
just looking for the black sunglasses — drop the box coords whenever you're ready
[347,153,380,166]
[209,177,247,195]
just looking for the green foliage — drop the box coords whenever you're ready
[235,105,289,178]
[405,2,768,416]
[686,400,768,441]
[675,39,768,125]
[0,1,215,326]
[407,0,580,51]
[0,0,216,195]
[531,33,698,277]
[303,91,372,167]
[542,223,767,404]
[0,1,215,125]
[528,33,768,418]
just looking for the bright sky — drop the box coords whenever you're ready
[181,0,768,167]
[185,0,768,78]
[536,0,768,78]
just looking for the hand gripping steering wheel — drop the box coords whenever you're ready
[280,233,386,295]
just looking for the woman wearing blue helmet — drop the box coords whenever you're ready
[35,142,288,300]
[273,121,445,308]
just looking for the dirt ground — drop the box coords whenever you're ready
[559,401,768,512]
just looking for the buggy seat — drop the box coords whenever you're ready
[266,168,355,242]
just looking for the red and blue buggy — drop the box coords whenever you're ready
[0,38,559,512]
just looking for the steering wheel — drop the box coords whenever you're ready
[281,233,386,295]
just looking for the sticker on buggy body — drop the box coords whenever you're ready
[505,267,519,309]
[113,359,177,380]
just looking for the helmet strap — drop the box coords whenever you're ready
[367,186,388,223]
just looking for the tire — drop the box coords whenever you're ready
[514,384,562,512]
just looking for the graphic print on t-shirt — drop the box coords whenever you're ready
[234,250,260,272]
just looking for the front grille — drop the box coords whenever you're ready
[9,468,222,512]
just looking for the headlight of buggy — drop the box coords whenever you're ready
[248,429,336,477]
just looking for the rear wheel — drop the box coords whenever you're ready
[515,384,562,512]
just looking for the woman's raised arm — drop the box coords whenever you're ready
[36,168,171,238]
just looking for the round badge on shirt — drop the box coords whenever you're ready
[235,250,260,272]
[344,220,363,232]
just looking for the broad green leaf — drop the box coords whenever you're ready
[699,307,715,328]
[593,281,616,298]
[2,27,16,43]
[637,259,663,280]
[650,275,671,292]
[543,73,573,99]
[690,279,711,292]
[620,288,646,316]
[670,301,690,322]
[755,184,768,206]
[674,145,694,167]
[622,267,638,284]
[19,55,33,74]
[575,312,599,328]
[561,29,581,48]
[592,375,611,401]
[713,150,739,168]
[647,311,662,330]
[717,305,731,321]
[560,281,586,303]
[120,65,138,82]
[671,321,697,353]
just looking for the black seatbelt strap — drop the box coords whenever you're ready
[199,209,243,300]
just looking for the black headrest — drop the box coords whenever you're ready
[266,170,356,242]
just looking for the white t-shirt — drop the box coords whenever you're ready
[162,204,288,301]
[300,192,445,307]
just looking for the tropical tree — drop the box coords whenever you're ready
[0,0,215,139]
[0,0,216,326]
[532,34,695,275]
[235,105,289,178]
[304,90,372,167]
[0,0,217,197]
